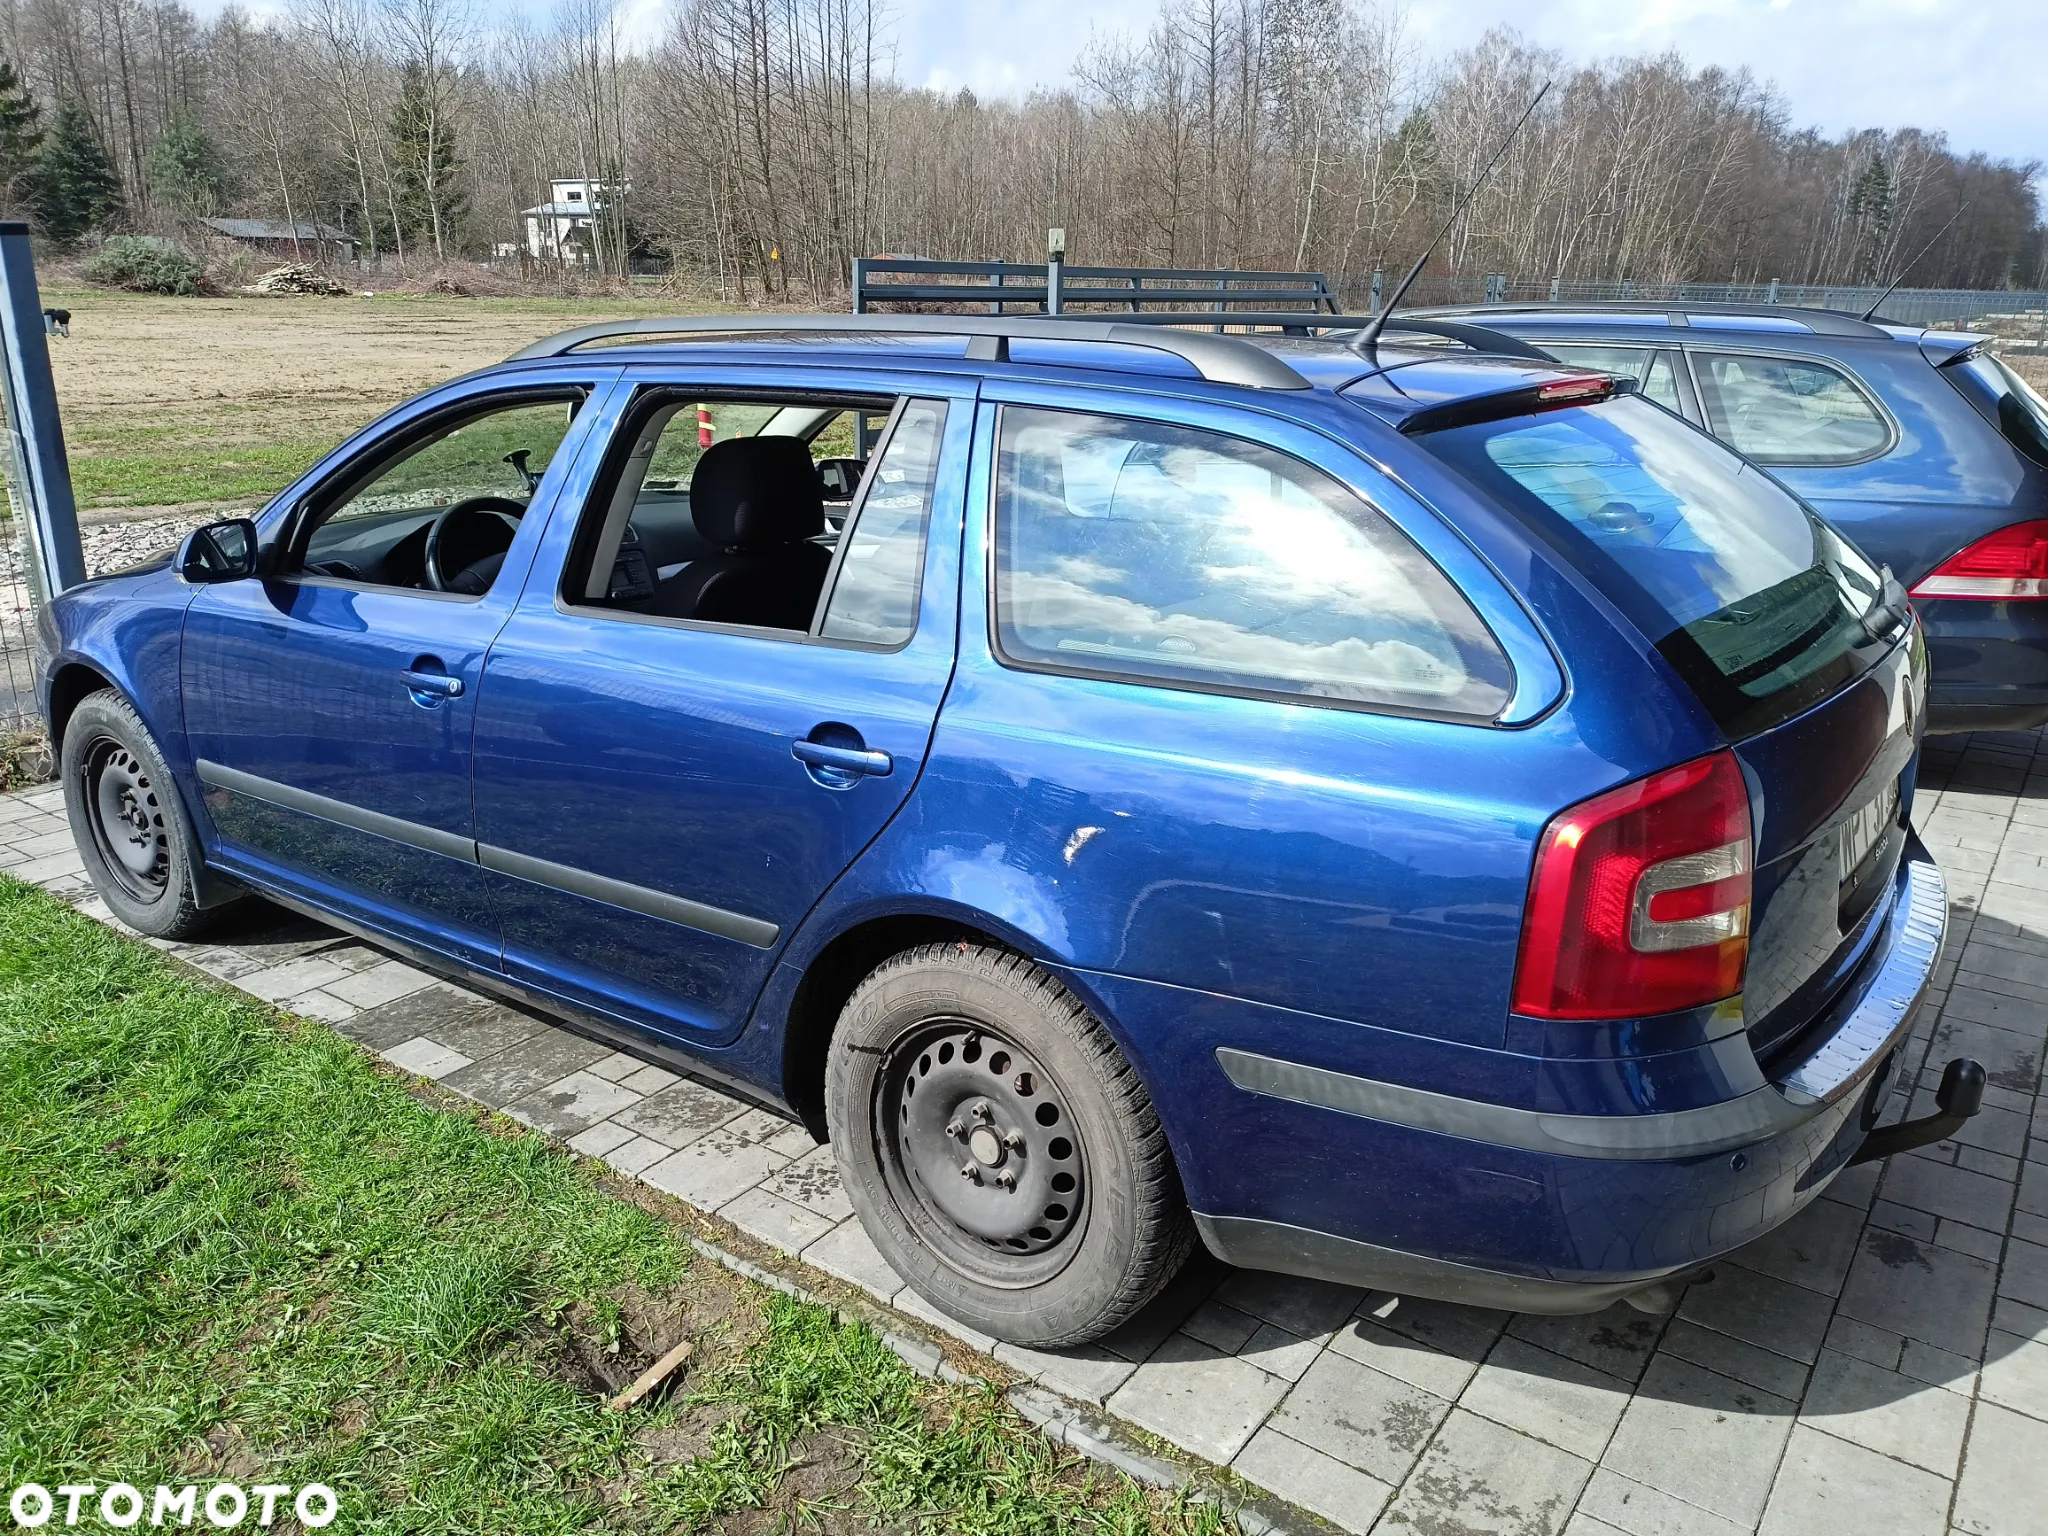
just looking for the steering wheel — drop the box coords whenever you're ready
[423,496,526,594]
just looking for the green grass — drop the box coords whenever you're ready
[65,438,339,508]
[0,879,1235,1533]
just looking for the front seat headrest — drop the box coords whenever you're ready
[689,437,825,550]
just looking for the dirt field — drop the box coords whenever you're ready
[41,285,725,524]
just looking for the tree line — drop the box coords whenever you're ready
[0,0,2038,299]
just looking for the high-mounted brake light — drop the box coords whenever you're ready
[1535,377,1615,405]
[1397,374,1630,435]
[1910,520,2048,600]
[1512,751,1753,1020]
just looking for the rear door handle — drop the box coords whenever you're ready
[791,740,892,778]
[402,668,464,700]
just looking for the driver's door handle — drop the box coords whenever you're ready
[401,667,464,699]
[791,740,892,777]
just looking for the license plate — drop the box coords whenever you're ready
[1839,781,1900,885]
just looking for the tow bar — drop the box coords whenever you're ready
[1847,1057,1986,1166]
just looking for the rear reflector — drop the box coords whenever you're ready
[1512,751,1753,1020]
[1910,520,2048,599]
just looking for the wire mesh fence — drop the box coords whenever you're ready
[1,505,39,738]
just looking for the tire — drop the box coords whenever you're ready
[60,690,237,940]
[825,943,1194,1348]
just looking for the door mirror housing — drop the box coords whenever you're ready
[178,517,261,583]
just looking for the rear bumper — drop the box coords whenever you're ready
[1919,598,2048,734]
[1193,848,1946,1312]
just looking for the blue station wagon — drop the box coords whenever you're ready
[39,314,1980,1346]
[1424,302,2048,734]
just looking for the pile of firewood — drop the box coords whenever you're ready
[245,263,349,296]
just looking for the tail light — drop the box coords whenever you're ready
[1512,751,1753,1020]
[1910,520,2048,599]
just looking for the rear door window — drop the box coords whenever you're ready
[991,406,1513,719]
[1690,351,1892,464]
[1418,394,1898,737]
[1539,343,1683,413]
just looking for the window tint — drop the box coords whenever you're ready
[302,396,578,592]
[819,400,946,646]
[992,407,1512,717]
[1419,395,1896,737]
[1691,351,1890,464]
[1943,351,2048,468]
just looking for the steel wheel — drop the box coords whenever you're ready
[81,735,171,902]
[876,1017,1087,1286]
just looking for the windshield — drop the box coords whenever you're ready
[1418,395,1897,737]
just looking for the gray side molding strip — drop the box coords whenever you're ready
[1216,850,1944,1163]
[478,843,780,949]
[196,759,479,864]
[1216,1045,1801,1160]
[197,759,780,950]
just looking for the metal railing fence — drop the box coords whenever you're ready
[854,257,1339,315]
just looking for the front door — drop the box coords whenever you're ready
[182,373,617,965]
[470,368,974,1043]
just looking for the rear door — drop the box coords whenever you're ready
[468,367,976,1046]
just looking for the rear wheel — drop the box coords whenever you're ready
[61,690,236,939]
[825,943,1193,1348]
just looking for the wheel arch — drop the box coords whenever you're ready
[778,909,997,1138]
[772,897,1172,1153]
[46,658,116,753]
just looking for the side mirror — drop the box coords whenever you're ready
[178,517,261,583]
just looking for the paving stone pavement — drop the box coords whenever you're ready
[6,725,2048,1535]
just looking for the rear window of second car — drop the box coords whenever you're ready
[1690,351,1893,464]
[1416,394,1896,737]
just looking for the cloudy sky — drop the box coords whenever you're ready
[884,0,2045,169]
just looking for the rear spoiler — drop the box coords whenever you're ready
[1395,374,1636,436]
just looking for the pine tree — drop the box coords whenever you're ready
[390,61,465,259]
[145,117,223,217]
[0,54,41,214]
[1849,157,1894,285]
[36,101,121,243]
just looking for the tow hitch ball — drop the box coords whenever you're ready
[1847,1057,1986,1167]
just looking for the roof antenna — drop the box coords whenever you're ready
[1354,81,1551,357]
[1860,203,1968,322]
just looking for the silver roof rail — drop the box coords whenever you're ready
[1410,301,1895,340]
[508,312,1316,390]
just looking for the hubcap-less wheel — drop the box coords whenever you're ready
[880,1019,1085,1283]
[83,737,170,901]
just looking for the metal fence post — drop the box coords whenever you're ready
[0,222,82,605]
[850,256,868,314]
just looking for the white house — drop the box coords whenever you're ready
[520,178,627,264]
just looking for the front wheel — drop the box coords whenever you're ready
[825,944,1193,1348]
[61,690,236,939]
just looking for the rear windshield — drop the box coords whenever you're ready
[1418,394,1897,737]
[1942,350,2048,468]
